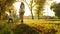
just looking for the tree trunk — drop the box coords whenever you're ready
[31,0,34,19]
[38,10,40,19]
[0,12,1,20]
[38,4,40,19]
[25,0,34,19]
[0,8,1,20]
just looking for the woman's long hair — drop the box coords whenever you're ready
[20,2,25,9]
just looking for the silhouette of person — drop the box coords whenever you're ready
[19,2,25,23]
[8,9,13,23]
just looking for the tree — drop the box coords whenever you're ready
[30,0,34,19]
[50,2,60,19]
[0,0,15,20]
[34,0,46,19]
[26,0,35,19]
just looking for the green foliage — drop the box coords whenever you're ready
[29,0,34,19]
[0,0,15,11]
[34,0,46,19]
[0,0,16,20]
[50,3,60,19]
[29,0,46,19]
[6,0,15,4]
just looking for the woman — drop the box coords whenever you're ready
[19,2,25,23]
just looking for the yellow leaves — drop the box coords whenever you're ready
[4,5,8,11]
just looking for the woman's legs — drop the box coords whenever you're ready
[20,14,24,23]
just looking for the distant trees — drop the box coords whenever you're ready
[24,0,46,19]
[27,0,46,19]
[28,0,46,19]
[34,0,46,19]
[50,2,60,19]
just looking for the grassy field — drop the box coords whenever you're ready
[0,19,60,34]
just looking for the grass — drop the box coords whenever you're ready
[0,19,60,34]
[23,19,60,34]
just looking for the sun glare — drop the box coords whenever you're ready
[43,5,55,17]
[43,0,60,17]
[53,0,60,3]
[13,2,21,10]
[43,0,55,17]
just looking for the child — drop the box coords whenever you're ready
[8,9,13,23]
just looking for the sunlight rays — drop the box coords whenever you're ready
[53,0,60,3]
